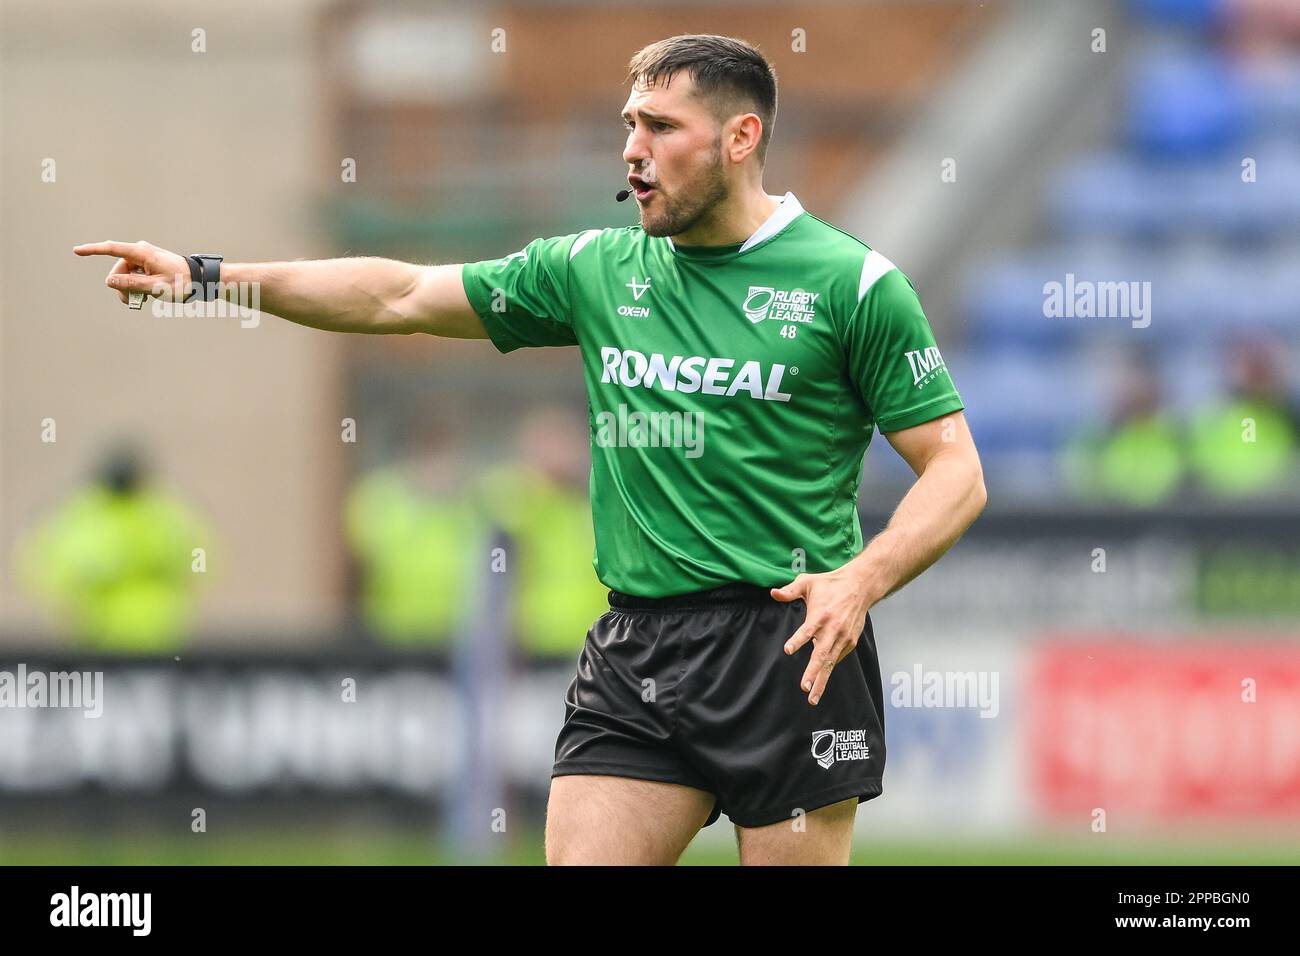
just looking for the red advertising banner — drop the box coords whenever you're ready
[1027,639,1300,819]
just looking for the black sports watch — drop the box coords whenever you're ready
[184,254,223,302]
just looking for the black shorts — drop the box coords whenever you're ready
[552,583,886,828]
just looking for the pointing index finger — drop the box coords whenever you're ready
[73,242,136,258]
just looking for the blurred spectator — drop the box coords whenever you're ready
[345,423,481,647]
[1188,337,1300,497]
[1062,351,1186,506]
[479,406,608,661]
[16,445,210,651]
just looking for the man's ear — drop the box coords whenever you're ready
[725,113,764,164]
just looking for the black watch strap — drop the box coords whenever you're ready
[184,254,223,301]
[183,256,203,302]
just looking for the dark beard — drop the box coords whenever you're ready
[641,144,729,238]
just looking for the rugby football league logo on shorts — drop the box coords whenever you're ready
[811,729,871,769]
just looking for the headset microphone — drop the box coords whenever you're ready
[615,189,632,202]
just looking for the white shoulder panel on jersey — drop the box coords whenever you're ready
[569,229,603,260]
[857,249,898,302]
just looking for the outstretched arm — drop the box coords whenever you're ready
[773,410,986,705]
[72,240,486,338]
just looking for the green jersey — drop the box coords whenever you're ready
[461,192,964,597]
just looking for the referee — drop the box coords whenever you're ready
[75,34,986,865]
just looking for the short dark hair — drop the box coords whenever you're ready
[627,34,778,163]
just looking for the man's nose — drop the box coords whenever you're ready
[623,130,649,167]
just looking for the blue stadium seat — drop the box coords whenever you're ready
[1052,153,1197,237]
[1162,345,1222,411]
[1128,0,1226,29]
[962,258,1080,350]
[1238,57,1300,136]
[1128,52,1246,157]
[1054,147,1300,239]
[951,348,1094,453]
[963,251,1169,349]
